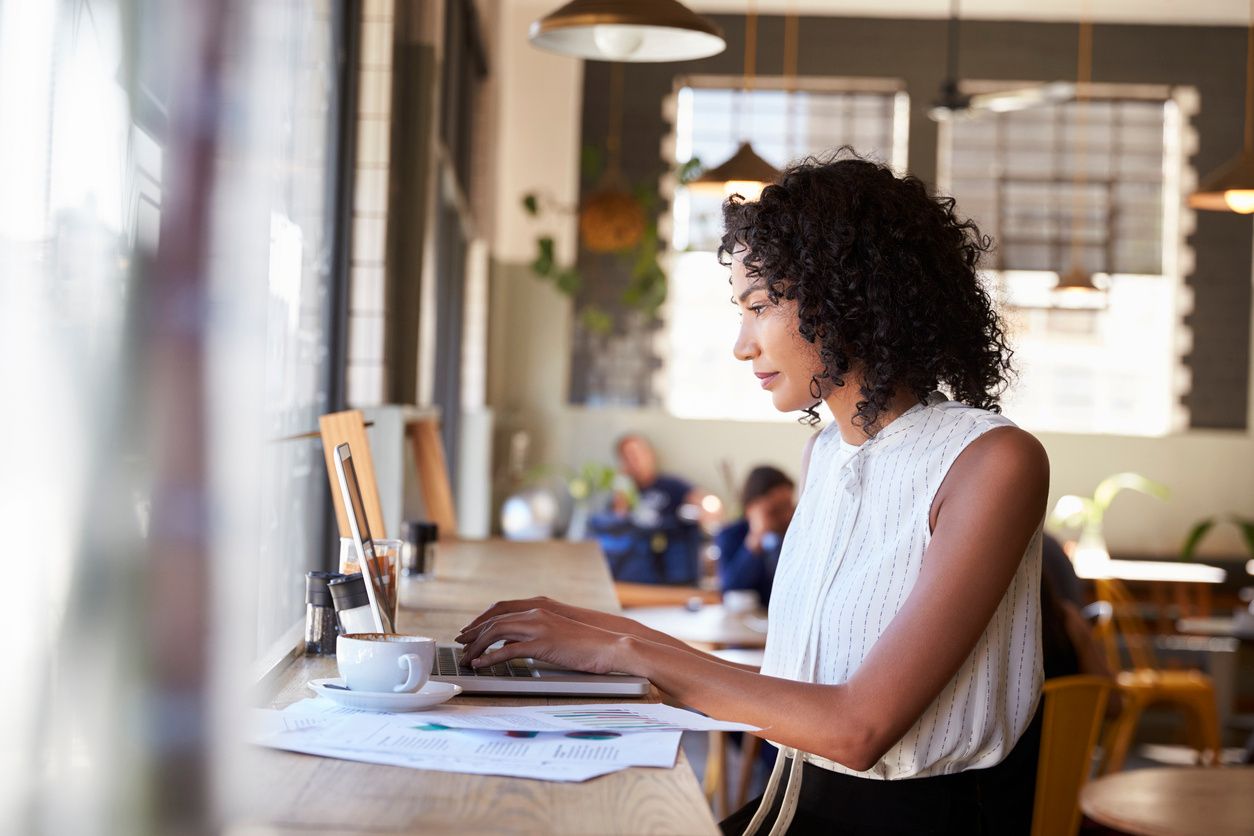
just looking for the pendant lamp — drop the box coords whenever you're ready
[1189,0,1254,213]
[530,0,726,63]
[929,0,972,122]
[1053,14,1106,310]
[690,1,780,200]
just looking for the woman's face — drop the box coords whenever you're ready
[730,250,826,414]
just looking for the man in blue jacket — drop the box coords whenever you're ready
[714,466,795,607]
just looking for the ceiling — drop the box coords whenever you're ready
[685,1,1251,27]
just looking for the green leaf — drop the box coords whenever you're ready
[531,236,556,277]
[1092,472,1169,516]
[554,268,581,295]
[579,305,613,335]
[1179,518,1216,562]
[522,193,539,216]
[1237,520,1254,558]
[676,156,704,185]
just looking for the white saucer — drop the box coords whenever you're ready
[308,678,462,712]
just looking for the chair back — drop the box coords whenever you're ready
[1031,675,1111,836]
[1092,576,1157,671]
[319,409,388,539]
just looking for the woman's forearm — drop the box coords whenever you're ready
[614,634,879,770]
[611,615,760,672]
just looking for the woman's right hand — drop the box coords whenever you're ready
[455,596,640,645]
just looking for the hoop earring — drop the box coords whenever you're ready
[809,376,822,399]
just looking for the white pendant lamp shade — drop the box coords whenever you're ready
[529,0,726,63]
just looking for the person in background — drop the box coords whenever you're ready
[590,433,718,585]
[716,466,796,607]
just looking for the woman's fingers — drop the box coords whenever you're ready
[460,609,544,663]
[458,596,551,634]
[473,639,542,668]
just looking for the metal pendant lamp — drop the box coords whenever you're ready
[1189,0,1254,213]
[690,1,780,200]
[529,0,726,63]
[1054,15,1106,310]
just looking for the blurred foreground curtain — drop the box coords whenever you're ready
[0,0,347,831]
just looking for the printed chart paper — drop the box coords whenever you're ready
[250,702,686,782]
[374,702,761,733]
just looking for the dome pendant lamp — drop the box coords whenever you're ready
[529,0,726,63]
[690,1,780,200]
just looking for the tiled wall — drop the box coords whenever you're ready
[346,0,395,407]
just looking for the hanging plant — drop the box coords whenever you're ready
[521,150,703,335]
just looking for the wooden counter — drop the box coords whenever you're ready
[240,539,718,834]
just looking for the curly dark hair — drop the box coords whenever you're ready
[718,148,1013,434]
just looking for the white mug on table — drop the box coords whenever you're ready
[337,633,435,693]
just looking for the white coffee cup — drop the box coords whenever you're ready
[337,633,435,693]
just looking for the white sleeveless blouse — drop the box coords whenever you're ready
[760,393,1043,779]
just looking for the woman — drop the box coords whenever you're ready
[716,465,796,607]
[458,152,1048,834]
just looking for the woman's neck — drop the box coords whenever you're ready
[823,381,922,446]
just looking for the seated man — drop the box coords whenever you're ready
[715,466,795,607]
[590,433,711,585]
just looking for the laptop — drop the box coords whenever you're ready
[332,442,650,697]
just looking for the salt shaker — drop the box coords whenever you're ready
[329,573,378,634]
[304,571,342,654]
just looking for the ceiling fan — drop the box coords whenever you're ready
[928,0,1077,122]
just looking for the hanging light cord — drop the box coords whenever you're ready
[946,0,961,82]
[1245,0,1253,153]
[783,4,798,84]
[1068,5,1093,276]
[783,2,799,158]
[607,61,624,176]
[733,0,758,141]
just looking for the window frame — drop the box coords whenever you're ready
[935,81,1197,436]
[658,74,909,423]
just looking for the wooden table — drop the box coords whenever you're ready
[240,539,717,834]
[1079,766,1254,836]
[626,605,768,650]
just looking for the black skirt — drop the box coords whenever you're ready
[719,704,1043,836]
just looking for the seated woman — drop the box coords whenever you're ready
[716,466,796,607]
[458,151,1047,834]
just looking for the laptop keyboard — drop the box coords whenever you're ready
[431,645,534,678]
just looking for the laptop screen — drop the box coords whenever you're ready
[334,442,393,633]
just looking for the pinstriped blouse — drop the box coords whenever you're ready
[759,393,1043,779]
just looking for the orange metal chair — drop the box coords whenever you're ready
[1092,577,1222,774]
[1031,675,1111,836]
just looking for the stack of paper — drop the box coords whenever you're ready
[252,699,759,783]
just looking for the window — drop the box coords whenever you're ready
[250,0,347,653]
[940,83,1193,436]
[663,77,908,421]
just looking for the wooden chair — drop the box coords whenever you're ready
[1092,577,1222,774]
[405,415,457,538]
[1031,675,1111,836]
[319,409,388,539]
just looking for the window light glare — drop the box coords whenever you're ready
[723,179,767,200]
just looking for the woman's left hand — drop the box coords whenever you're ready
[458,608,635,675]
